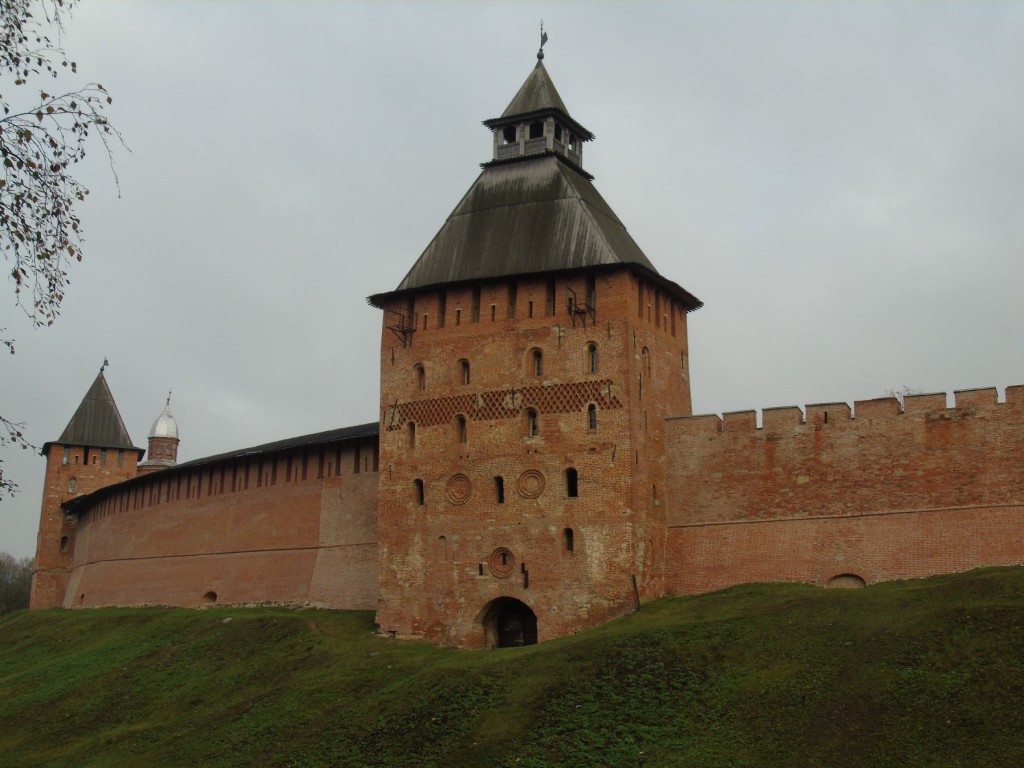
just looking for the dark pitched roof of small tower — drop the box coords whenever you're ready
[482,59,594,142]
[49,369,141,453]
[501,59,570,119]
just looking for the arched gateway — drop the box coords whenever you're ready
[481,597,538,648]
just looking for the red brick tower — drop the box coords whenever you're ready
[30,364,144,608]
[370,47,702,647]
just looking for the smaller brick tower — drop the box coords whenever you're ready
[137,392,179,476]
[30,363,144,609]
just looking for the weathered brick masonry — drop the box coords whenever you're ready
[45,428,379,611]
[31,443,139,609]
[665,387,1024,593]
[375,269,692,646]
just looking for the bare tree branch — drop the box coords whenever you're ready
[1,0,122,497]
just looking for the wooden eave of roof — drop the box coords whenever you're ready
[370,261,701,315]
[41,440,146,458]
[60,421,380,516]
[479,149,593,180]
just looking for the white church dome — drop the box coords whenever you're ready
[149,395,178,440]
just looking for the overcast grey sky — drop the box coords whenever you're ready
[2,1,1022,558]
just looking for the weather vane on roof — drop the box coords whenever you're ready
[538,21,548,61]
[100,357,109,373]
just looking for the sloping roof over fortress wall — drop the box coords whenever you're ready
[61,421,380,515]
[170,421,379,469]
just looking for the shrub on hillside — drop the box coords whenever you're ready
[0,553,33,615]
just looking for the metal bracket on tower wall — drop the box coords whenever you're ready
[385,309,415,348]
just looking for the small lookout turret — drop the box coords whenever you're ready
[139,392,179,474]
[482,39,594,173]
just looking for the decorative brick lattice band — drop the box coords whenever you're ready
[387,379,622,430]
[445,473,472,505]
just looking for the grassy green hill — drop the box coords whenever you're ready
[2,568,1023,767]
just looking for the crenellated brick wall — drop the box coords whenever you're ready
[664,386,1024,593]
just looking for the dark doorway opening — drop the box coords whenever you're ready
[481,597,538,648]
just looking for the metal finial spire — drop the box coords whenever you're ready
[537,21,548,61]
[166,390,172,406]
[100,357,109,372]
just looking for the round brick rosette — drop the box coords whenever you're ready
[516,469,546,498]
[445,473,472,505]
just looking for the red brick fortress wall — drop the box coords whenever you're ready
[62,439,378,609]
[664,386,1024,593]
